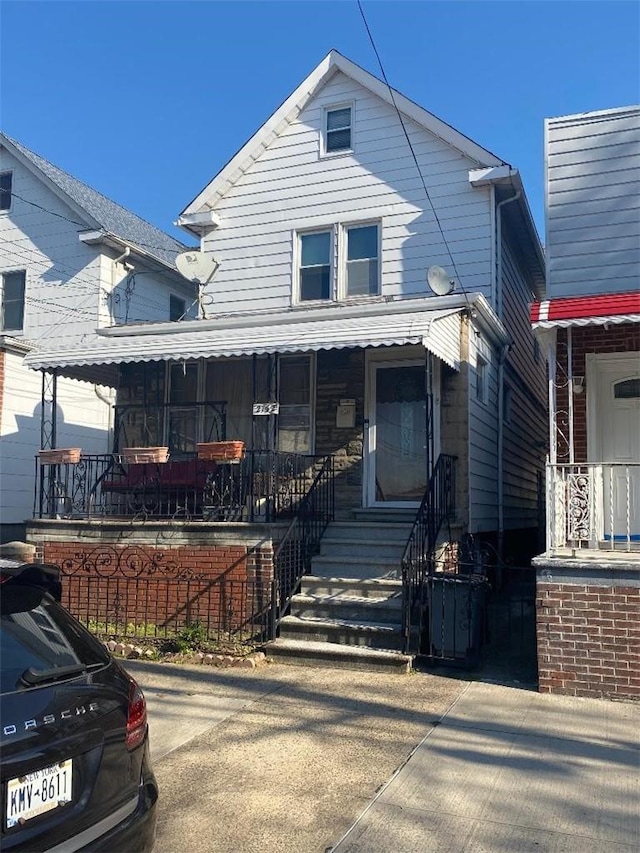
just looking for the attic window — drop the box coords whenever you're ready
[325,107,352,153]
[0,171,12,211]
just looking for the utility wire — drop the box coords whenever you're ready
[9,191,190,258]
[356,0,474,310]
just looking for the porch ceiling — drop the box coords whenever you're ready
[24,302,464,373]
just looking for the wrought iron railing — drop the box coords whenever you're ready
[269,455,334,638]
[401,454,456,654]
[59,545,271,646]
[547,463,640,552]
[34,451,328,523]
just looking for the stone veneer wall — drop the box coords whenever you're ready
[27,520,276,636]
[315,349,365,518]
[535,560,640,700]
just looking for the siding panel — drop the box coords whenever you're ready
[545,107,640,298]
[202,71,493,314]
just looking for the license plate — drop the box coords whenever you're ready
[6,759,73,828]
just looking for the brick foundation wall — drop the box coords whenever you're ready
[555,324,640,463]
[536,563,640,700]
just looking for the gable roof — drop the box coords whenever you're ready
[180,49,507,218]
[1,132,193,270]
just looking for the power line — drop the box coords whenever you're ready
[356,0,475,310]
[10,191,189,259]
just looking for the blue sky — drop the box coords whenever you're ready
[1,0,638,243]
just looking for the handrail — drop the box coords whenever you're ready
[401,454,456,654]
[269,455,334,639]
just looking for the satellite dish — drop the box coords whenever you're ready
[427,265,455,297]
[175,251,219,284]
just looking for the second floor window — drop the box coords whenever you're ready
[297,222,380,303]
[299,231,332,301]
[1,270,26,331]
[346,224,379,297]
[0,171,12,211]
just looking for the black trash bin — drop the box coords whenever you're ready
[426,573,487,664]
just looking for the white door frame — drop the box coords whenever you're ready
[585,352,640,541]
[363,348,440,508]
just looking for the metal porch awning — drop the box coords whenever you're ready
[531,292,640,329]
[24,301,464,382]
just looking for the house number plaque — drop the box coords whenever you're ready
[252,402,280,415]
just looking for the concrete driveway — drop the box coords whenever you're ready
[124,660,640,853]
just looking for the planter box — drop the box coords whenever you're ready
[39,448,82,464]
[117,446,169,464]
[197,441,245,462]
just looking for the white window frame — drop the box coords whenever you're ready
[0,170,13,213]
[1,268,26,332]
[339,220,381,300]
[294,227,335,304]
[321,103,354,158]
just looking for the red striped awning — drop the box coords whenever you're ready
[531,292,640,327]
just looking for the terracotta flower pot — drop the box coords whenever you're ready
[117,446,169,464]
[196,441,245,461]
[39,448,82,464]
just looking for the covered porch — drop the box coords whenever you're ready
[27,297,469,525]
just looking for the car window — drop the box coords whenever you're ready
[1,585,110,694]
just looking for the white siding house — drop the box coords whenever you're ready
[0,133,196,540]
[23,51,546,557]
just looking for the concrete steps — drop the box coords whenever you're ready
[266,516,415,672]
[265,638,411,673]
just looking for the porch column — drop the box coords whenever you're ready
[40,369,58,450]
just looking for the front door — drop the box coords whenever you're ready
[590,355,640,541]
[366,359,430,507]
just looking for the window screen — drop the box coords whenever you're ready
[346,224,379,296]
[326,108,351,152]
[299,231,331,301]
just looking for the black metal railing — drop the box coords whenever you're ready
[401,454,456,654]
[114,400,227,455]
[34,451,329,523]
[269,455,334,638]
[59,545,271,646]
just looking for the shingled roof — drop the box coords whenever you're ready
[2,133,192,269]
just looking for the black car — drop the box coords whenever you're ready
[0,562,158,852]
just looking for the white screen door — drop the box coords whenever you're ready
[367,361,428,506]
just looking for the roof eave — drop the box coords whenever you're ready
[78,230,196,289]
[1,134,99,230]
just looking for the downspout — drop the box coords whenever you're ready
[495,188,521,559]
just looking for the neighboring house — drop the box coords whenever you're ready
[22,52,546,670]
[0,132,197,542]
[531,105,640,700]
